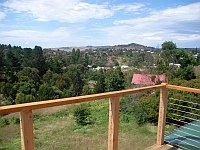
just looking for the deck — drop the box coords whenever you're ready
[165,119,200,150]
[148,144,180,150]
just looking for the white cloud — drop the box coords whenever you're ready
[115,2,200,26]
[0,11,6,21]
[3,0,113,22]
[1,1,199,47]
[3,0,146,23]
[98,24,200,47]
[100,2,200,47]
[0,27,73,47]
[112,3,145,12]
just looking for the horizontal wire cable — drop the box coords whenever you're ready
[169,97,200,106]
[166,121,200,133]
[169,103,200,111]
[169,113,197,121]
[168,107,200,117]
[165,132,200,145]
[166,117,200,128]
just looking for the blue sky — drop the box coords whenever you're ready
[0,0,200,48]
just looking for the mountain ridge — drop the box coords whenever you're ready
[51,42,156,51]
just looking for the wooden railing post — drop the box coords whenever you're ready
[157,83,168,146]
[108,96,120,150]
[20,110,34,150]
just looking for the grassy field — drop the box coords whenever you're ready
[0,100,158,150]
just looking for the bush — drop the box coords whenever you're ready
[73,104,93,126]
[0,117,10,127]
[133,96,159,125]
[9,117,20,124]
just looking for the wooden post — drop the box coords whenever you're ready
[157,83,168,146]
[20,110,34,150]
[108,96,120,150]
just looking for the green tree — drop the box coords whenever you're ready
[37,84,62,100]
[18,81,36,95]
[173,49,195,68]
[5,48,21,82]
[15,93,35,104]
[71,48,76,64]
[82,85,93,95]
[17,67,40,84]
[32,46,47,75]
[197,53,200,65]
[55,73,71,90]
[173,65,196,80]
[0,48,5,72]
[94,69,105,93]
[71,48,81,64]
[161,41,177,50]
[42,70,55,85]
[105,68,125,92]
[67,65,84,96]
[1,82,18,101]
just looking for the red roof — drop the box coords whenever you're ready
[131,74,166,85]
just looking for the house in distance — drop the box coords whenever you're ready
[131,74,167,85]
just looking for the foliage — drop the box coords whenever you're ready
[73,104,93,126]
[0,118,9,127]
[133,96,159,125]
[161,41,177,50]
[67,64,84,96]
[105,68,125,92]
[82,85,93,95]
[157,43,196,80]
[8,117,20,125]
[0,42,198,108]
[15,93,35,104]
[197,53,200,65]
[17,67,40,84]
[71,48,81,64]
[173,49,196,68]
[173,65,196,80]
[94,69,105,93]
[38,84,61,100]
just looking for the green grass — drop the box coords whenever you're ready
[0,100,157,150]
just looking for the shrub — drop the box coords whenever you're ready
[9,117,20,124]
[73,104,92,126]
[0,117,10,127]
[133,96,159,125]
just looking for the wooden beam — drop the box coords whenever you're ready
[0,84,164,114]
[20,110,34,150]
[108,96,120,150]
[157,83,168,146]
[166,84,200,94]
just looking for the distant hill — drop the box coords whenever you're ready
[50,43,156,51]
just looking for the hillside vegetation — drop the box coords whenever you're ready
[0,41,200,149]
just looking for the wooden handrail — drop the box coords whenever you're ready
[0,84,164,114]
[166,84,200,93]
[1,83,199,150]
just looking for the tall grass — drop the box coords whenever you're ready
[0,100,157,150]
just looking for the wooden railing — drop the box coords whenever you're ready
[0,83,200,150]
